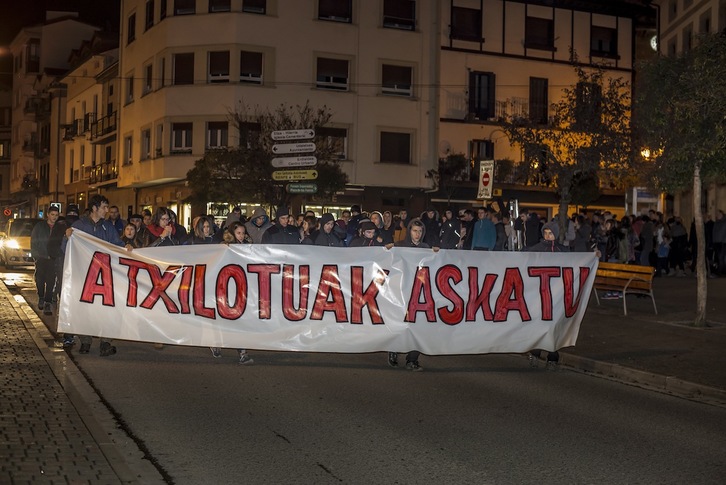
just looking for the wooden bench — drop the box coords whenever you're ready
[592,262,657,316]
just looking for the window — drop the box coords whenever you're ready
[380,131,411,164]
[699,10,711,33]
[141,129,151,160]
[174,0,195,15]
[208,51,230,83]
[591,26,617,58]
[525,16,553,50]
[316,57,349,90]
[468,71,495,120]
[123,136,133,165]
[683,23,693,52]
[242,0,266,14]
[159,57,166,87]
[668,0,677,22]
[238,121,261,148]
[667,37,677,56]
[127,13,136,44]
[0,140,9,159]
[381,64,412,96]
[143,64,153,94]
[240,51,263,83]
[172,123,193,153]
[209,0,230,12]
[319,0,352,23]
[529,77,548,124]
[173,53,194,85]
[574,82,602,128]
[160,0,167,19]
[468,139,493,181]
[317,127,347,159]
[145,1,154,30]
[383,0,415,30]
[207,122,228,148]
[126,71,135,103]
[156,124,164,156]
[105,146,112,162]
[26,39,40,72]
[451,7,481,41]
[69,149,75,181]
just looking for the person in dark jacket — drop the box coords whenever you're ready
[184,215,216,245]
[420,209,441,247]
[573,215,593,253]
[492,212,507,251]
[262,207,300,244]
[523,221,568,368]
[345,205,364,246]
[348,220,383,247]
[245,207,272,244]
[386,218,438,372]
[48,204,80,347]
[65,195,133,356]
[31,204,60,315]
[379,211,395,245]
[121,223,143,248]
[438,209,462,249]
[314,213,344,247]
[143,207,180,247]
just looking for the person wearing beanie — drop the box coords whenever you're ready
[348,220,382,247]
[522,219,570,368]
[314,213,344,247]
[345,205,364,246]
[262,207,299,244]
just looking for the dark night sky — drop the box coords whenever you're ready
[0,0,120,85]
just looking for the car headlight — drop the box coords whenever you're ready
[5,239,20,250]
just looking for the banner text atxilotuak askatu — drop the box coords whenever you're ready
[58,231,598,354]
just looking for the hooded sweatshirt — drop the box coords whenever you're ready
[245,207,272,244]
[394,219,431,249]
[523,221,569,252]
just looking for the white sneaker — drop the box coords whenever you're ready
[210,347,222,358]
[238,353,254,365]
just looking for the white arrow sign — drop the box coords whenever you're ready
[272,142,316,154]
[271,129,315,141]
[271,156,318,168]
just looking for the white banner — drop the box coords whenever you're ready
[59,231,598,354]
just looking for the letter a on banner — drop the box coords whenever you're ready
[477,160,495,200]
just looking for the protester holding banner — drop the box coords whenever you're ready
[184,215,217,245]
[65,194,132,356]
[386,218,439,372]
[262,208,300,244]
[121,223,143,248]
[314,213,344,247]
[349,220,383,247]
[143,207,180,247]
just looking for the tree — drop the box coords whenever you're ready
[499,61,633,237]
[186,101,348,209]
[634,33,726,327]
[425,153,468,206]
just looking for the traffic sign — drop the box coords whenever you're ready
[477,160,495,199]
[271,129,315,141]
[271,156,318,168]
[272,169,318,181]
[272,142,316,155]
[481,172,490,187]
[3,208,11,217]
[286,183,318,194]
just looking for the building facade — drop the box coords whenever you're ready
[653,0,726,222]
[0,84,11,213]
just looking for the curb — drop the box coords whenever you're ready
[560,351,726,408]
[1,282,166,484]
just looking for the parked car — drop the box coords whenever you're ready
[0,218,43,268]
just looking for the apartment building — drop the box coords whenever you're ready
[61,32,135,217]
[0,84,10,211]
[118,0,438,220]
[9,11,100,217]
[654,0,726,221]
[438,0,645,217]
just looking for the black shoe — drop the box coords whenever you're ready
[405,361,423,372]
[99,342,117,357]
[79,343,91,354]
[387,352,398,367]
[38,301,45,310]
[43,303,52,315]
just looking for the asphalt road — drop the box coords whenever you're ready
[7,269,726,484]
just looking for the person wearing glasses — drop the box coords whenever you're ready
[143,207,179,247]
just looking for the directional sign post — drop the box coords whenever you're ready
[271,156,318,168]
[477,160,495,199]
[286,183,318,194]
[271,142,316,155]
[271,129,315,141]
[272,169,318,181]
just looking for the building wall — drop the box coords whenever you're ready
[0,85,12,213]
[118,0,438,212]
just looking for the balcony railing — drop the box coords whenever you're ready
[88,160,118,185]
[91,112,117,141]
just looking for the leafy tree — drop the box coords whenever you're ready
[634,33,726,327]
[499,61,633,236]
[187,101,348,209]
[425,153,468,206]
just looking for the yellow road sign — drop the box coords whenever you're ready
[272,169,318,181]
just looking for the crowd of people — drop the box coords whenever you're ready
[30,195,726,370]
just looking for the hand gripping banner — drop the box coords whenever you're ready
[58,231,598,354]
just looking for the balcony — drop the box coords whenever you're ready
[21,134,38,154]
[90,112,117,143]
[62,123,78,141]
[88,160,118,186]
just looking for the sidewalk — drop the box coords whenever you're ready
[561,274,726,406]
[0,282,164,484]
